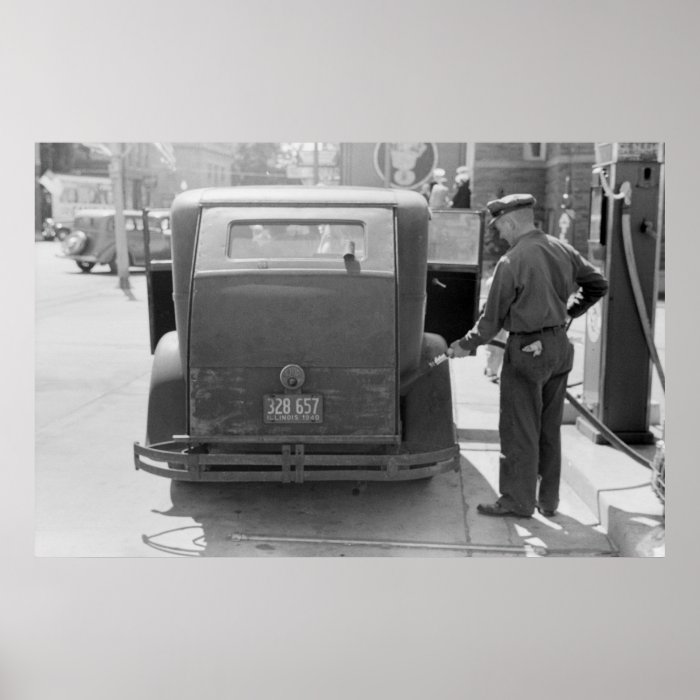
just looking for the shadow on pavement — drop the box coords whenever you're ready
[139,456,617,557]
[65,268,147,276]
[142,473,469,557]
[458,455,617,557]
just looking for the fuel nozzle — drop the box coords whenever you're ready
[428,352,450,367]
[400,351,452,393]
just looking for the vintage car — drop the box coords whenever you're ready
[133,187,483,483]
[59,208,171,273]
[41,217,71,241]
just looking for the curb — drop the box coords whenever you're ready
[561,425,665,556]
[562,399,661,426]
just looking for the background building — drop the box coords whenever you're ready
[35,142,664,290]
[470,142,597,254]
[35,142,294,231]
[340,142,599,256]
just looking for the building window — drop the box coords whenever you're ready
[524,143,546,161]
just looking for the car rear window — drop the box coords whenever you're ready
[227,221,365,260]
[73,216,95,229]
[197,206,394,273]
[148,216,170,232]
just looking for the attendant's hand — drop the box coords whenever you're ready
[448,339,476,358]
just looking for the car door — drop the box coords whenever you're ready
[125,215,145,264]
[424,209,485,343]
[146,214,171,261]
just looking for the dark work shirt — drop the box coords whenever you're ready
[452,182,471,208]
[463,230,608,348]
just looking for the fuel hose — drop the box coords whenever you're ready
[621,207,665,391]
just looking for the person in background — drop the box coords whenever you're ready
[449,194,608,519]
[421,167,444,202]
[451,166,472,209]
[251,224,271,248]
[419,181,432,202]
[428,168,451,208]
[317,224,357,255]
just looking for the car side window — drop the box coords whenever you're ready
[146,217,166,233]
[125,217,146,232]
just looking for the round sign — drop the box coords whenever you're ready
[373,143,438,189]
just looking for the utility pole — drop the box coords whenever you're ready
[108,143,133,299]
[383,143,392,187]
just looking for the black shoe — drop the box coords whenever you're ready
[477,502,531,518]
[537,507,557,517]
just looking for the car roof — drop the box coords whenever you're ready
[196,186,414,207]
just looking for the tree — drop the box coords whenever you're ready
[39,143,77,174]
[230,143,288,185]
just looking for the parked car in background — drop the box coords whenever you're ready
[38,170,113,241]
[41,217,71,241]
[59,208,171,273]
[134,186,483,484]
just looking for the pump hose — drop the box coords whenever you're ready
[487,338,654,470]
[621,209,665,391]
[563,390,653,470]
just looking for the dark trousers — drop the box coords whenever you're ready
[497,327,574,515]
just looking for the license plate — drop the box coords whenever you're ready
[263,394,323,424]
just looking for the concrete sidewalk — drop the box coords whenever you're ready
[449,345,665,557]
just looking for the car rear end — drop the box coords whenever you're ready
[134,187,459,482]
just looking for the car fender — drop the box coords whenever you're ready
[401,333,456,452]
[146,331,186,445]
[98,242,138,265]
[96,242,117,265]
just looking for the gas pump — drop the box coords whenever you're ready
[581,142,664,444]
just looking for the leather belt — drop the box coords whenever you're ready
[509,324,565,336]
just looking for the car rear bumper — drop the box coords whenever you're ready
[57,253,98,263]
[133,440,460,482]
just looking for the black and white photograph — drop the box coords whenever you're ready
[34,141,665,558]
[4,1,698,699]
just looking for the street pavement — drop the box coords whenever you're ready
[35,241,663,556]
